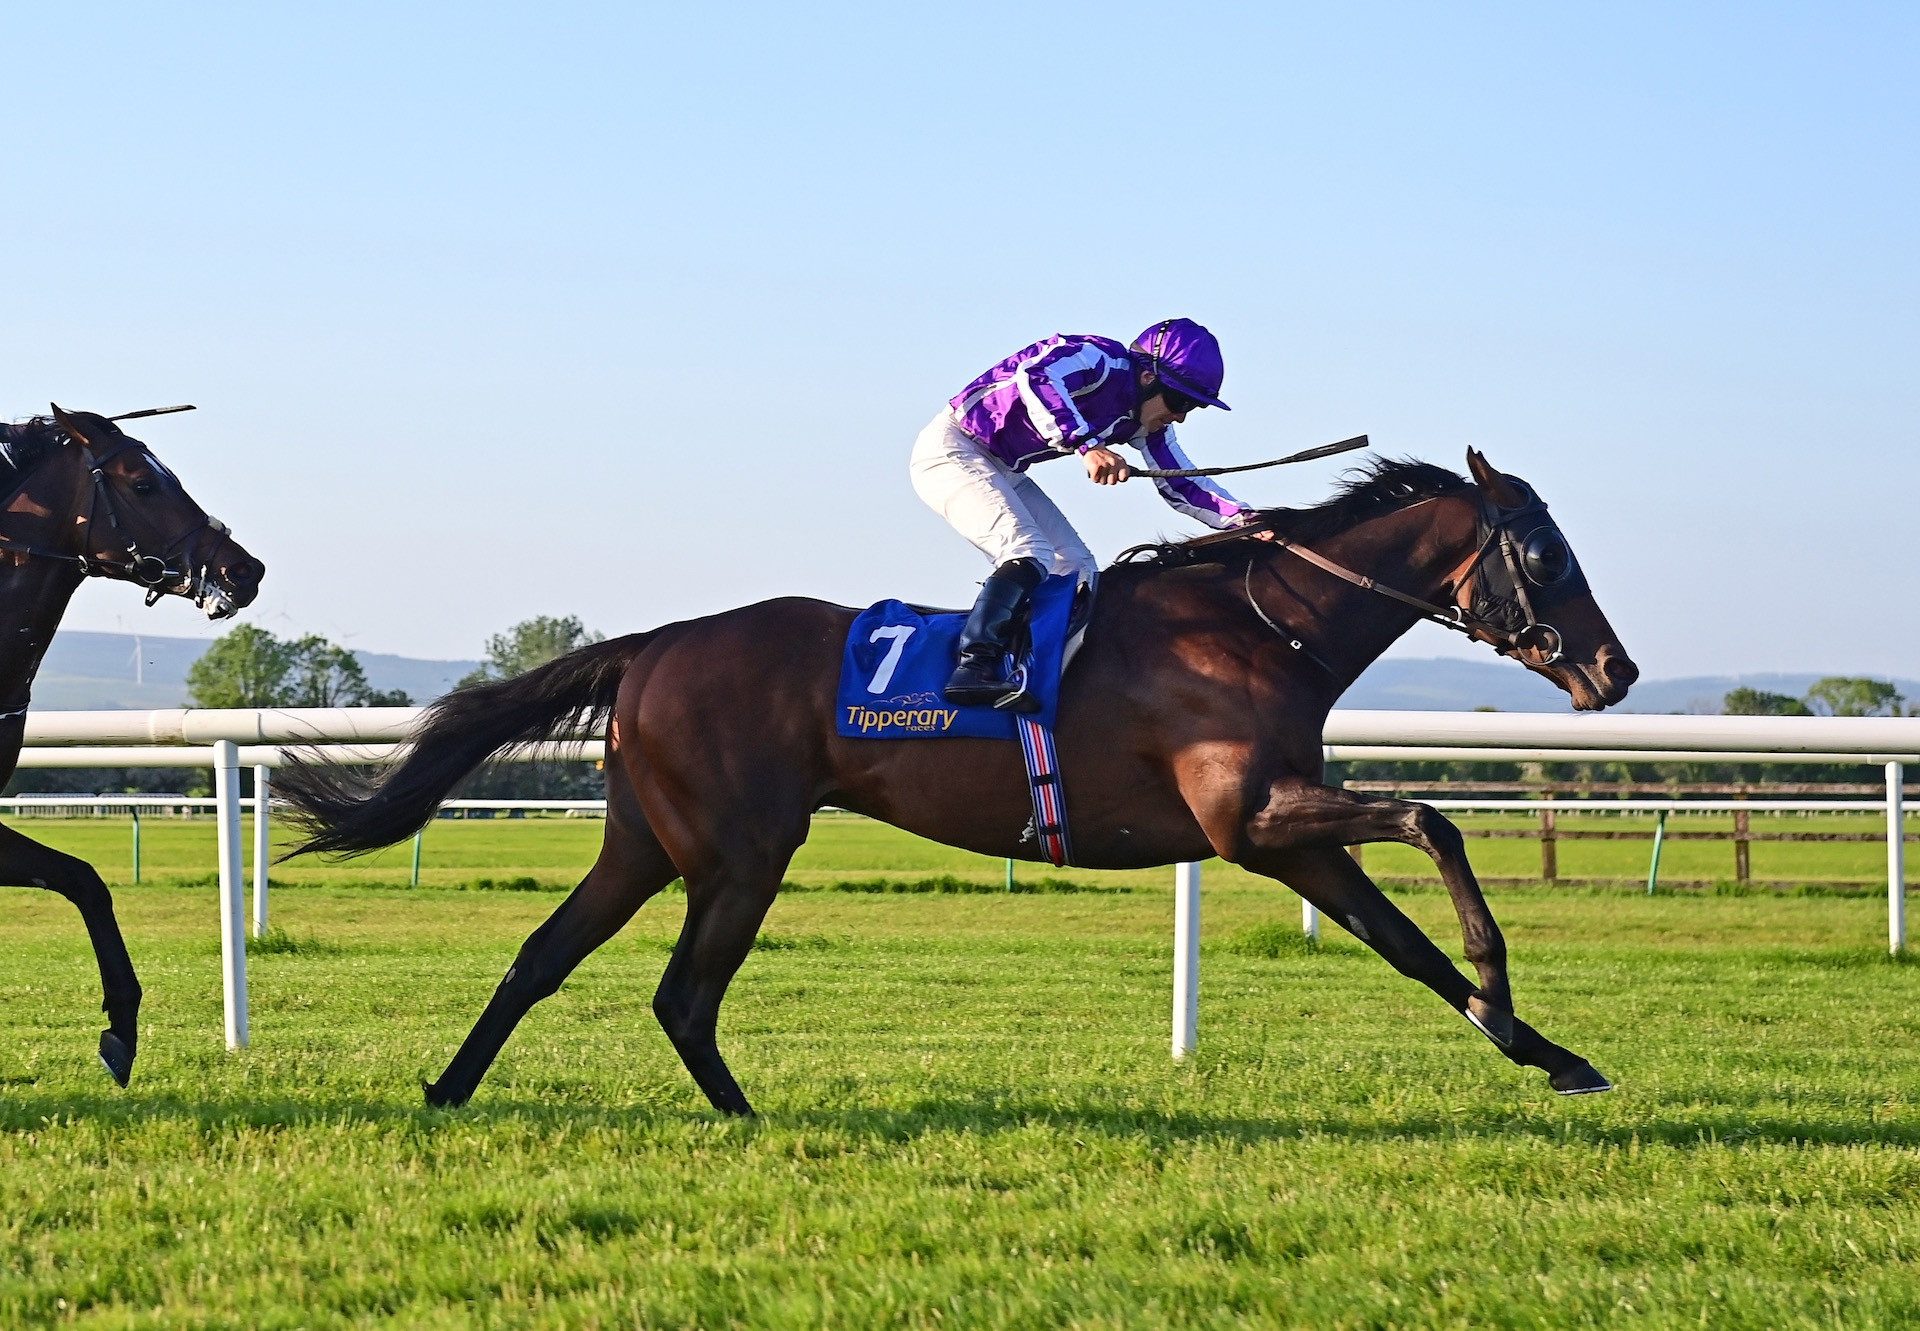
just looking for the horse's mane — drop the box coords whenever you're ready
[0,417,60,489]
[1114,455,1472,570]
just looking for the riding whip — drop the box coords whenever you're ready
[1128,434,1369,479]
[108,405,197,422]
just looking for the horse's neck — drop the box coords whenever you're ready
[1256,495,1483,692]
[0,562,85,714]
[0,458,93,714]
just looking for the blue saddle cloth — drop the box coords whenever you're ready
[837,574,1078,740]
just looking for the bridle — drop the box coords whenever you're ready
[0,432,229,606]
[1135,482,1584,668]
[1445,484,1585,666]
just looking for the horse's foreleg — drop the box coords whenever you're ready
[0,824,142,1086]
[1251,846,1610,1095]
[426,818,677,1109]
[1240,779,1514,1041]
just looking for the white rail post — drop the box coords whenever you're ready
[1889,761,1906,954]
[251,764,272,939]
[213,740,250,1048]
[1302,896,1320,942]
[1172,861,1200,1058]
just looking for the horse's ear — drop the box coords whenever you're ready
[50,404,93,449]
[1465,448,1528,510]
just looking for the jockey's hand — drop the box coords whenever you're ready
[1231,512,1276,541]
[1083,446,1130,486]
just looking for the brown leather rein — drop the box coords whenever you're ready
[1120,491,1574,668]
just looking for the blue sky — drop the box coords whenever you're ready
[5,3,1915,680]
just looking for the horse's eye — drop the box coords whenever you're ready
[1519,527,1573,586]
[131,479,156,497]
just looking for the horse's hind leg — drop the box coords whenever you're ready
[1254,845,1610,1095]
[425,813,678,1108]
[0,824,142,1086]
[649,862,787,1118]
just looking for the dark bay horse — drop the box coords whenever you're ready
[2,407,264,1085]
[281,450,1636,1115]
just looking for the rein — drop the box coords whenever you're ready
[1120,489,1575,668]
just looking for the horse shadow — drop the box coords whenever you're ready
[781,1091,1920,1153]
[3,1084,1915,1155]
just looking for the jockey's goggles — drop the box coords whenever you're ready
[1157,383,1207,414]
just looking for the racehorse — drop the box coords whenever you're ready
[279,450,1636,1115]
[1,407,264,1085]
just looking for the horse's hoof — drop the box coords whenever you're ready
[1464,996,1515,1049]
[423,1079,465,1109]
[97,1031,134,1088]
[1550,1062,1613,1096]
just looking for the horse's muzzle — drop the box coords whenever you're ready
[1594,645,1639,703]
[1567,645,1640,710]
[188,546,265,620]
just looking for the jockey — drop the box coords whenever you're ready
[911,317,1256,710]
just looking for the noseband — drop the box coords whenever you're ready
[0,433,227,604]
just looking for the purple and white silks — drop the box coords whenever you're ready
[945,333,1248,529]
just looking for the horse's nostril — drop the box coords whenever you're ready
[1602,652,1639,688]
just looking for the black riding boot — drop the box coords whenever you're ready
[944,558,1046,711]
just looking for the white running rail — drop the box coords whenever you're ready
[9,707,1919,1056]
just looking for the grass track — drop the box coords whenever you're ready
[4,818,1920,1327]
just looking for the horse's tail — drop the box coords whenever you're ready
[277,632,657,858]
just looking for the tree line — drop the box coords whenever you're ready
[1722,678,1910,720]
[184,626,413,709]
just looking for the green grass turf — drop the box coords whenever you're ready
[7,809,1918,891]
[4,818,1920,1327]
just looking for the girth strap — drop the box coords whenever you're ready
[1016,715,1072,868]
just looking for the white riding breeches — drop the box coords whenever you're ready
[909,412,1098,580]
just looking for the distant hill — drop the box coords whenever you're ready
[23,631,1918,715]
[1335,662,1920,714]
[32,631,480,711]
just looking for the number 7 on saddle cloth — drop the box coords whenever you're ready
[836,574,1079,740]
